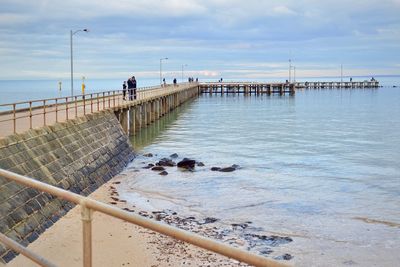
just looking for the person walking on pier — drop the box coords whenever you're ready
[173,78,177,86]
[132,76,137,100]
[122,81,127,100]
[127,76,134,101]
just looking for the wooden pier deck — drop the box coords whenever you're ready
[0,83,198,138]
[199,80,379,95]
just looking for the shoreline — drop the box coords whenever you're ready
[5,176,252,267]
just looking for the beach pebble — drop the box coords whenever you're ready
[159,171,168,176]
[177,158,196,169]
[151,166,165,171]
[219,167,236,172]
[170,153,179,158]
[143,153,153,157]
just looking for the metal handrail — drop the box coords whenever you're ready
[0,168,288,267]
[0,83,198,137]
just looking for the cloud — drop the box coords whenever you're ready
[0,0,399,80]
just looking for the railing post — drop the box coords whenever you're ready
[75,96,78,118]
[81,204,93,267]
[90,94,93,113]
[97,93,100,111]
[55,99,58,123]
[12,103,16,133]
[29,102,32,129]
[113,91,115,107]
[66,97,69,120]
[43,100,46,126]
[83,95,86,115]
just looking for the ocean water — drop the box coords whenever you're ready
[119,85,400,266]
[0,75,398,105]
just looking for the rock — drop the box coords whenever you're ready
[219,167,235,172]
[177,158,196,169]
[159,171,168,176]
[203,217,218,224]
[231,164,240,169]
[196,162,205,167]
[170,153,179,159]
[157,158,176,167]
[151,166,165,171]
[211,167,221,171]
[142,163,154,169]
[143,153,153,157]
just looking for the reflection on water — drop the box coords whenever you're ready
[129,99,194,150]
[124,88,400,266]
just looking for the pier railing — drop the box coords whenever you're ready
[0,83,195,138]
[0,168,287,267]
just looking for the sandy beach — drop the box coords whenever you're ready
[5,177,245,267]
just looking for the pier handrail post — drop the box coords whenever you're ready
[66,97,69,120]
[55,99,58,123]
[43,100,46,126]
[12,103,16,133]
[29,101,32,129]
[81,203,93,267]
[75,96,78,118]
[90,94,93,113]
[83,94,86,115]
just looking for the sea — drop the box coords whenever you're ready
[1,76,399,266]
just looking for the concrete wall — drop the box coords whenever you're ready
[0,110,134,263]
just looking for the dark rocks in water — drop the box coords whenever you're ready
[196,162,205,167]
[170,153,179,159]
[157,158,176,167]
[231,223,248,229]
[123,208,135,212]
[219,166,236,172]
[142,163,154,169]
[274,254,293,261]
[260,248,273,255]
[231,164,240,169]
[143,153,153,157]
[211,167,221,171]
[202,217,218,224]
[151,166,165,171]
[177,158,196,169]
[159,171,168,176]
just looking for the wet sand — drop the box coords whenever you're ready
[5,178,246,267]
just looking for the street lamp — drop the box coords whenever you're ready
[288,59,292,83]
[181,64,188,83]
[160,57,168,85]
[70,28,88,96]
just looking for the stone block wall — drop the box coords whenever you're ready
[0,110,134,263]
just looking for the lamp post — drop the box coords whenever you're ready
[293,66,296,83]
[181,64,188,83]
[160,57,168,85]
[70,29,88,96]
[288,59,292,83]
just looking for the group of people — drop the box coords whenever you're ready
[122,76,137,101]
[188,77,197,83]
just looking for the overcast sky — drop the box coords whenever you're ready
[0,0,399,80]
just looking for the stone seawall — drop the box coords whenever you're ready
[0,110,135,263]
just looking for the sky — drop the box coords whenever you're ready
[0,0,399,80]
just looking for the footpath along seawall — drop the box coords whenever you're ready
[0,84,200,263]
[0,111,134,263]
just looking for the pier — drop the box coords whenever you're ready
[199,80,379,95]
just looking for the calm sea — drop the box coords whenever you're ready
[121,81,400,266]
[1,76,399,265]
